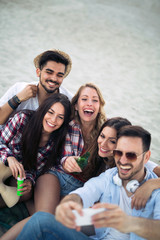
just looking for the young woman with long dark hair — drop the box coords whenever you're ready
[88,117,160,210]
[2,117,160,240]
[0,93,71,205]
[34,83,106,212]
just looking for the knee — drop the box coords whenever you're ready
[33,211,55,226]
[33,211,53,220]
[17,212,56,240]
[35,173,59,190]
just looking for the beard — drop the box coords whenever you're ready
[117,158,144,181]
[40,79,59,94]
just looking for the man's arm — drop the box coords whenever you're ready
[55,194,83,229]
[0,84,37,124]
[128,217,160,240]
[0,102,14,124]
[60,193,83,205]
[153,165,160,177]
[131,178,160,209]
[92,202,160,240]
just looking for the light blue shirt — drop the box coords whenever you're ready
[71,167,160,240]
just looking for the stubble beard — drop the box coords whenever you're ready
[117,158,144,182]
[40,78,59,94]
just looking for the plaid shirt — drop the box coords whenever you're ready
[53,120,86,182]
[60,120,84,165]
[0,112,54,185]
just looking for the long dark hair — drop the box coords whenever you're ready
[21,93,71,172]
[81,117,132,181]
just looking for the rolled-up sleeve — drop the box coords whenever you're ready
[70,172,107,208]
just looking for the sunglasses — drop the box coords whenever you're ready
[113,150,146,161]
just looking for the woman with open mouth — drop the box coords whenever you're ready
[2,88,160,240]
[89,117,160,210]
[1,83,107,239]
[35,83,160,214]
[35,82,107,212]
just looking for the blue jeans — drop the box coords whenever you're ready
[16,212,90,240]
[48,170,84,197]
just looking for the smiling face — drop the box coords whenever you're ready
[98,126,117,158]
[37,60,66,94]
[75,87,100,124]
[115,136,148,183]
[42,102,65,134]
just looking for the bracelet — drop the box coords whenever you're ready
[8,99,17,110]
[8,95,21,110]
[13,95,21,104]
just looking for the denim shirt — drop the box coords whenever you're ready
[71,167,160,240]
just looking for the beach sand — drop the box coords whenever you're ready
[0,0,160,163]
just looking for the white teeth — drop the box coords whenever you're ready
[100,147,108,153]
[48,82,54,86]
[120,165,131,170]
[84,109,94,113]
[47,122,55,127]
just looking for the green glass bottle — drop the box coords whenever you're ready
[76,152,90,170]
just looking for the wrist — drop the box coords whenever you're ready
[8,95,21,110]
[62,158,68,170]
[125,216,140,233]
[16,94,23,102]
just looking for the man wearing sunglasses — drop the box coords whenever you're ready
[16,125,160,240]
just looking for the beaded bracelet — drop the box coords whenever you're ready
[8,95,21,110]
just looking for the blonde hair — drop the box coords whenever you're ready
[71,83,106,142]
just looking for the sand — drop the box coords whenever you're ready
[0,0,159,163]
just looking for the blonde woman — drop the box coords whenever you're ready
[1,83,106,240]
[35,83,106,212]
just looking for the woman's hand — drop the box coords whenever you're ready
[7,156,26,179]
[131,179,158,210]
[63,156,82,173]
[20,179,32,196]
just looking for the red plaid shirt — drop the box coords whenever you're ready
[53,120,86,182]
[0,111,54,185]
[60,120,84,165]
